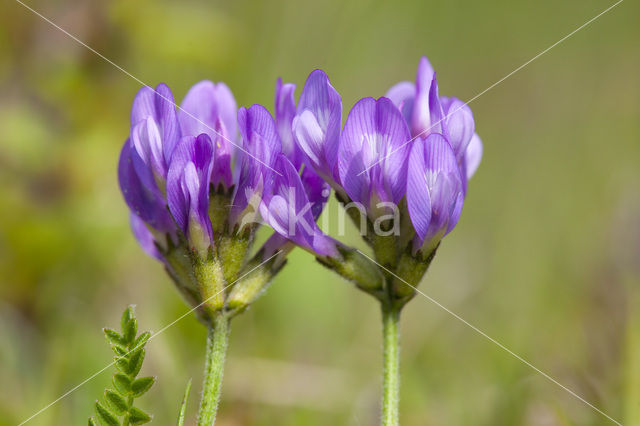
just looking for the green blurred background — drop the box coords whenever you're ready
[1,0,639,424]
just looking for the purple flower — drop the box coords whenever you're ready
[129,213,162,260]
[338,97,411,217]
[119,84,184,259]
[118,140,172,232]
[230,104,282,229]
[233,99,333,256]
[440,97,483,194]
[386,57,445,139]
[386,56,483,189]
[274,77,331,219]
[260,154,337,256]
[406,133,463,254]
[178,81,238,188]
[275,78,304,169]
[129,84,181,194]
[166,134,216,257]
[292,70,342,185]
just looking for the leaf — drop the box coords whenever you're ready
[128,407,152,425]
[112,345,128,357]
[121,306,135,331]
[123,318,138,345]
[115,355,129,372]
[133,331,151,350]
[95,401,120,426]
[113,373,132,395]
[104,328,126,347]
[105,389,128,415]
[131,376,155,397]
[127,349,145,377]
[176,379,192,426]
[88,417,98,426]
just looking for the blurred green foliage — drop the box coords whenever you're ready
[1,0,639,424]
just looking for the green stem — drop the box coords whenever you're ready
[197,314,230,426]
[381,304,401,426]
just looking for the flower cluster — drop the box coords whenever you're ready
[118,55,482,313]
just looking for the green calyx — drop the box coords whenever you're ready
[317,245,386,297]
[320,195,439,309]
[226,251,287,313]
[163,228,285,322]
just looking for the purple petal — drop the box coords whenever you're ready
[445,192,464,235]
[130,86,156,126]
[385,81,415,124]
[409,133,462,250]
[131,84,180,162]
[167,134,215,252]
[260,155,337,256]
[232,105,281,223]
[130,213,162,260]
[338,97,411,208]
[178,80,238,143]
[275,78,303,169]
[210,118,234,188]
[131,117,166,187]
[179,81,238,188]
[237,105,281,166]
[293,69,342,180]
[340,150,369,208]
[118,140,173,232]
[406,139,432,241]
[427,77,446,135]
[301,166,330,220]
[410,57,435,137]
[441,96,475,160]
[464,133,483,180]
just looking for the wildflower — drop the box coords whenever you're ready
[386,56,483,193]
[338,96,411,221]
[166,134,216,258]
[178,81,238,189]
[292,70,343,187]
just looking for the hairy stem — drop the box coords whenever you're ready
[197,314,230,426]
[381,304,401,426]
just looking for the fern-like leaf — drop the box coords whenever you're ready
[88,306,155,426]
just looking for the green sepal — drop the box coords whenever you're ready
[114,355,129,372]
[121,306,134,332]
[95,401,120,426]
[123,318,138,345]
[88,417,98,426]
[317,246,385,297]
[392,244,438,302]
[176,379,192,426]
[127,349,145,376]
[217,232,251,283]
[131,376,155,397]
[133,331,151,350]
[105,389,128,415]
[113,373,131,394]
[128,406,152,425]
[103,329,126,348]
[112,345,128,357]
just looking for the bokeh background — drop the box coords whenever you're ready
[1,0,639,424]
